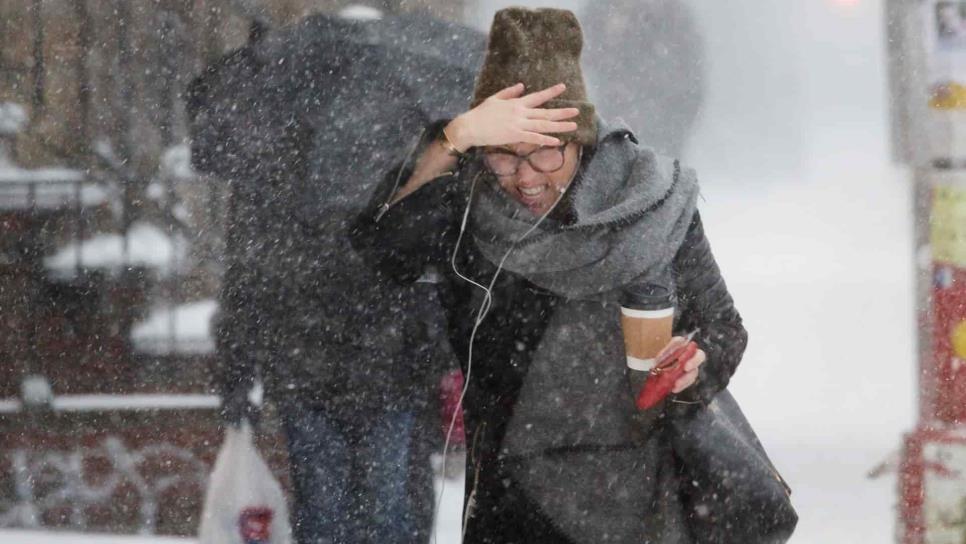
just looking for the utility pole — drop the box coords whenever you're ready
[888,1,966,542]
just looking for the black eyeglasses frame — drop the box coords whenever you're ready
[480,144,568,177]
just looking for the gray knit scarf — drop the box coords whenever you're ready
[468,117,699,300]
[464,119,703,541]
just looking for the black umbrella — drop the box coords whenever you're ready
[185,22,268,185]
[188,12,485,227]
[256,12,485,224]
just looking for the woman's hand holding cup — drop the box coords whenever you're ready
[444,83,580,152]
[634,333,707,411]
[657,336,707,394]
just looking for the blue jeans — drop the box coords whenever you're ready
[283,405,434,544]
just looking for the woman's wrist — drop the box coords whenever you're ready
[444,117,473,153]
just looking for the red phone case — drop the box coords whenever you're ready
[636,340,698,410]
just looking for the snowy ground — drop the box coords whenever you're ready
[698,161,915,543]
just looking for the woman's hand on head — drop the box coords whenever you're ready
[445,83,580,151]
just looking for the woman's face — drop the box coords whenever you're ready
[486,142,581,216]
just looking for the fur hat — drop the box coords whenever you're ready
[472,7,597,145]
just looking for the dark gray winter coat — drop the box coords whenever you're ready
[193,29,452,420]
[351,119,749,543]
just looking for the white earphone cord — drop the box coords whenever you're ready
[434,147,582,544]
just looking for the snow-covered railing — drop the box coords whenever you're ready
[0,171,109,211]
[0,394,222,414]
[43,221,188,280]
[0,434,210,533]
[2,137,216,363]
[0,391,272,535]
[0,106,229,535]
[130,300,217,356]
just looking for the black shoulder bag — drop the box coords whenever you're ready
[668,390,799,543]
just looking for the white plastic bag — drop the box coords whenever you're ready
[198,422,293,544]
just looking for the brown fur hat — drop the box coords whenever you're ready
[471,7,597,145]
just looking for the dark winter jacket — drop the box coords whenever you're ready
[214,181,447,421]
[351,120,748,543]
[197,35,452,422]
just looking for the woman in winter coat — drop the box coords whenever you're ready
[353,7,793,543]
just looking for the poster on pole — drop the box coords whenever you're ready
[923,1,966,160]
[930,177,966,426]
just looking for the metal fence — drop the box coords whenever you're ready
[0,146,238,535]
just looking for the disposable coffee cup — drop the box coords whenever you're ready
[620,283,675,373]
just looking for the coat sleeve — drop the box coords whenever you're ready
[670,210,748,406]
[349,121,462,285]
[212,189,260,426]
[213,267,259,426]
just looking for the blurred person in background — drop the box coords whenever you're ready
[200,3,460,543]
[581,0,704,158]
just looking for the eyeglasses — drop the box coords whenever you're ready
[481,145,567,177]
